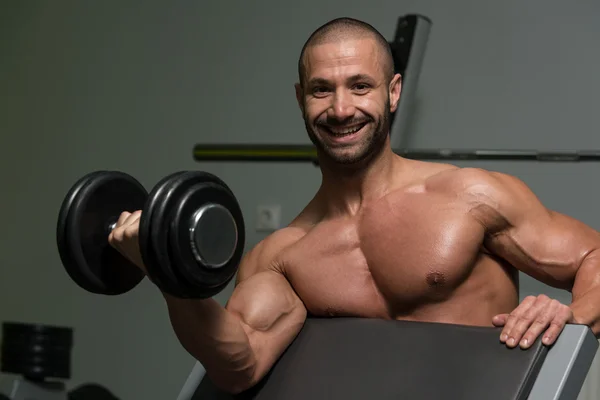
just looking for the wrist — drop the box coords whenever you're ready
[569,297,600,336]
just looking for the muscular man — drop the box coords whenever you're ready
[109,17,600,394]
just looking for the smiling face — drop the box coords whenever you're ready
[296,37,401,166]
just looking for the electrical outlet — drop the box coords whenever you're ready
[256,204,281,232]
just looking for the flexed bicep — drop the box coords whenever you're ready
[227,269,307,380]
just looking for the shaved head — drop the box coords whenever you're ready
[294,17,402,168]
[298,17,395,87]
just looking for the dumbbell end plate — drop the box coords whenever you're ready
[57,171,147,295]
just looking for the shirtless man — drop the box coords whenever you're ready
[109,17,600,394]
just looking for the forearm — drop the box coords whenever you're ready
[162,294,258,393]
[570,251,600,336]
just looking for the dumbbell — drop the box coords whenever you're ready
[56,170,245,299]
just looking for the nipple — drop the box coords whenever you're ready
[426,271,446,287]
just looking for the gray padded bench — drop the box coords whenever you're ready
[177,318,598,400]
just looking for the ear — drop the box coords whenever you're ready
[389,73,402,113]
[295,83,305,113]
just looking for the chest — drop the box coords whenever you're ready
[281,193,487,317]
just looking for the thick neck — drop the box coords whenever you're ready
[316,138,404,217]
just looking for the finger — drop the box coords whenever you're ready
[123,219,140,239]
[541,305,573,346]
[505,295,552,348]
[109,211,139,244]
[116,211,132,227]
[122,210,142,226]
[518,299,560,349]
[492,314,509,327]
[500,295,537,344]
[108,220,125,243]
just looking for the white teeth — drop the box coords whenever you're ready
[329,124,364,136]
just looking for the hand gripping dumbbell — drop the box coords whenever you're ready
[56,171,245,298]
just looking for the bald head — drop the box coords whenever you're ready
[298,17,395,88]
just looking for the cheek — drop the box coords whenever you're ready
[304,101,329,121]
[358,93,387,114]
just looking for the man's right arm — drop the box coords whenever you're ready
[161,230,307,394]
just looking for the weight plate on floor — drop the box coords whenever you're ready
[138,171,187,294]
[168,181,244,298]
[1,321,73,380]
[57,171,148,295]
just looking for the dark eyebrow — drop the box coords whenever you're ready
[307,74,376,88]
[307,77,331,87]
[346,74,375,84]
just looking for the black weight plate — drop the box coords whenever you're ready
[1,321,74,379]
[138,171,187,294]
[57,171,109,293]
[168,182,245,298]
[150,171,238,298]
[62,171,148,295]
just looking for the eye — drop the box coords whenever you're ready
[352,83,371,93]
[312,86,331,97]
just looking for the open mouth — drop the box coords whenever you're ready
[320,122,368,139]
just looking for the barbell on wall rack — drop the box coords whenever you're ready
[192,14,598,166]
[192,144,600,163]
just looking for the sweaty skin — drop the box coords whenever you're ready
[109,29,600,395]
[276,162,519,323]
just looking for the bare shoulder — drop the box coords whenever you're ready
[425,166,535,200]
[425,166,550,229]
[235,193,324,283]
[236,225,308,283]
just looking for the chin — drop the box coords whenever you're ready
[326,147,372,166]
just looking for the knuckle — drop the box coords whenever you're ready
[507,312,520,321]
[541,310,555,321]
[509,308,524,317]
[536,294,550,303]
[549,320,564,329]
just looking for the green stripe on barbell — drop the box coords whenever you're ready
[193,145,318,159]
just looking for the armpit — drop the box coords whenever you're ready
[469,202,511,236]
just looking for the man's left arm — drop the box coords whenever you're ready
[461,169,600,348]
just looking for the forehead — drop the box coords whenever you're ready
[303,38,384,81]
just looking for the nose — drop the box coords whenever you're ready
[328,90,356,122]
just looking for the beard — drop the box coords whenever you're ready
[304,98,392,167]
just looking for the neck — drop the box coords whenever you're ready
[316,139,404,217]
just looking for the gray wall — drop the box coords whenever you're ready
[1,1,599,399]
